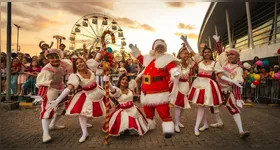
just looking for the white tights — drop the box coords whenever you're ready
[174,107,182,126]
[194,106,206,132]
[79,115,88,138]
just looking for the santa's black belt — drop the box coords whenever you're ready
[143,75,164,84]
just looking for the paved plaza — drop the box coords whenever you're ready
[1,101,280,148]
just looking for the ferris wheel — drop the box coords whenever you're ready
[69,13,126,55]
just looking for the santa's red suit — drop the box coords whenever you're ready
[129,39,180,138]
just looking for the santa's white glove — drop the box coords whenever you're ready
[31,96,43,105]
[221,75,243,88]
[129,43,141,58]
[236,100,245,108]
[213,35,220,42]
[103,75,110,82]
[46,88,70,110]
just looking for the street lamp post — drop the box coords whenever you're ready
[14,24,21,53]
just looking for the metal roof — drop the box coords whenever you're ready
[198,2,260,50]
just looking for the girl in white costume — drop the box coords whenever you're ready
[180,36,242,136]
[210,35,250,139]
[170,43,195,133]
[102,73,149,136]
[49,57,106,143]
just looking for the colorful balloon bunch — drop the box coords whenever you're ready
[248,73,260,88]
[100,47,114,71]
[256,60,269,67]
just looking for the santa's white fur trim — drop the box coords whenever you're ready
[147,119,156,130]
[162,121,174,133]
[143,54,154,67]
[140,92,170,106]
[155,54,180,68]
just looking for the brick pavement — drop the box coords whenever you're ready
[1,102,280,148]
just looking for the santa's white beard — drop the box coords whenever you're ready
[154,52,164,58]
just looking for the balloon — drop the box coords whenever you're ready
[250,77,255,82]
[243,62,251,70]
[274,72,280,80]
[106,47,113,53]
[254,74,260,80]
[256,60,263,67]
[253,80,260,85]
[251,83,256,88]
[262,60,269,67]
[249,73,254,78]
[278,48,280,54]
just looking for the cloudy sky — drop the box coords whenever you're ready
[1,1,210,56]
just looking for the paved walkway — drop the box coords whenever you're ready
[1,102,280,148]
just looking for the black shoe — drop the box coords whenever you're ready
[164,133,173,139]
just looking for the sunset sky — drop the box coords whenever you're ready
[1,1,210,56]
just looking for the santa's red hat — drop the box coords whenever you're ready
[150,39,167,55]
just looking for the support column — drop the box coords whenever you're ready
[0,2,2,99]
[208,36,212,49]
[6,2,12,101]
[273,2,278,43]
[215,24,218,36]
[225,8,233,48]
[246,2,254,49]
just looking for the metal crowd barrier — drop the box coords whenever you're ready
[241,78,280,104]
[258,78,280,104]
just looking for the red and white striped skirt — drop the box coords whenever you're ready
[102,101,149,136]
[188,77,223,107]
[65,90,106,118]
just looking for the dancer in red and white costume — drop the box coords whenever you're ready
[211,35,250,139]
[181,36,243,136]
[129,39,180,138]
[170,43,195,133]
[34,48,72,143]
[48,57,106,143]
[102,74,149,136]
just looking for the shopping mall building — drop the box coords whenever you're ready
[198,2,280,64]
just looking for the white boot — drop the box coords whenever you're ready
[42,119,52,143]
[162,121,174,139]
[178,122,185,128]
[87,123,92,128]
[210,112,224,128]
[49,113,65,130]
[199,113,209,131]
[174,125,180,133]
[147,119,156,130]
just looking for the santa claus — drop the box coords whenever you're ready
[129,39,180,138]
